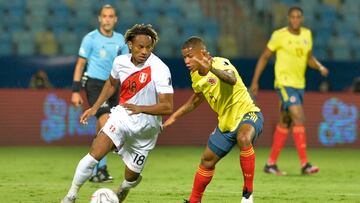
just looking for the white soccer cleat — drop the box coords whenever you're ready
[60,194,77,203]
[241,194,253,203]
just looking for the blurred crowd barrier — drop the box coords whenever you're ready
[0,89,359,148]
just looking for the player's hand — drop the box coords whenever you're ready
[122,103,142,115]
[71,92,83,107]
[80,108,96,125]
[190,50,213,76]
[163,116,176,129]
[319,66,329,77]
[250,82,259,96]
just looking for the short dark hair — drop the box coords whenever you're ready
[98,4,117,16]
[288,6,303,16]
[182,36,206,50]
[124,24,159,45]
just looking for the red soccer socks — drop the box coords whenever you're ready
[267,125,289,165]
[240,145,255,193]
[293,124,308,166]
[188,165,214,203]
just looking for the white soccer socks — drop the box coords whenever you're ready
[120,175,142,190]
[67,153,98,197]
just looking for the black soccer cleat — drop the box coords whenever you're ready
[301,162,319,175]
[264,164,287,176]
[89,174,101,183]
[116,187,130,203]
[241,189,253,203]
[97,166,114,182]
[183,200,201,203]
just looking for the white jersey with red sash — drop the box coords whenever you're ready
[102,53,173,155]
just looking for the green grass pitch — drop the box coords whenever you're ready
[0,146,359,203]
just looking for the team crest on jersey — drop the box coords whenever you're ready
[207,77,217,85]
[139,72,148,83]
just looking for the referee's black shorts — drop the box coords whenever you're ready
[85,77,119,119]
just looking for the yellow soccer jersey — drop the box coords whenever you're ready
[191,57,260,132]
[267,27,313,89]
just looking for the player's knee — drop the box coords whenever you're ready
[237,131,253,146]
[200,156,216,169]
[292,117,305,125]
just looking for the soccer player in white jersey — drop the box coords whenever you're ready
[71,4,129,182]
[61,24,174,203]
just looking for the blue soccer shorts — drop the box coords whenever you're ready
[208,111,264,158]
[276,86,304,111]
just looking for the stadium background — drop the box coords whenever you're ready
[0,0,359,148]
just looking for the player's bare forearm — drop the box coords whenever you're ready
[92,77,118,110]
[73,57,87,81]
[170,93,204,120]
[308,54,323,69]
[134,94,174,115]
[307,54,329,76]
[210,68,237,85]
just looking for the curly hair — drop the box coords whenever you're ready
[125,24,159,46]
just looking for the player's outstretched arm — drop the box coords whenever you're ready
[307,52,329,77]
[250,47,273,96]
[163,92,204,128]
[122,93,174,116]
[210,68,237,85]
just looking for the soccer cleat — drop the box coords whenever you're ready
[183,200,201,203]
[116,187,130,203]
[241,194,253,203]
[241,189,253,203]
[60,194,77,203]
[301,162,319,175]
[89,174,101,183]
[97,166,114,182]
[116,175,142,202]
[264,164,287,176]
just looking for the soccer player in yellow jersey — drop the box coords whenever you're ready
[164,36,263,203]
[250,6,329,176]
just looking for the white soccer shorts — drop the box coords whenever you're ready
[102,105,160,173]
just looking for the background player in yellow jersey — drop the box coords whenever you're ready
[164,36,263,203]
[250,6,329,175]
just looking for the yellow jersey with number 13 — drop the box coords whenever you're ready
[267,27,313,89]
[190,57,260,132]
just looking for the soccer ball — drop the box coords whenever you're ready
[90,188,119,203]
